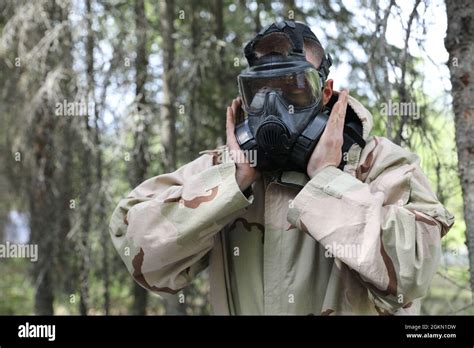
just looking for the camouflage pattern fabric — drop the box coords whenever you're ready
[109,93,454,315]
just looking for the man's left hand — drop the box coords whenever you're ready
[306,89,349,178]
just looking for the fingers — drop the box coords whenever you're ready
[226,99,240,150]
[326,89,349,134]
[318,89,349,150]
[226,106,235,141]
[227,97,242,133]
[231,97,243,123]
[336,89,349,121]
[226,102,250,166]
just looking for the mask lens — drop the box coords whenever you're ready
[238,68,322,112]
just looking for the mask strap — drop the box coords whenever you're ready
[318,53,333,82]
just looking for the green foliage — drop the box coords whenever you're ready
[0,259,34,315]
[423,266,474,315]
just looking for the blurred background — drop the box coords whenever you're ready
[0,0,473,315]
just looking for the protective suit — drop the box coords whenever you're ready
[109,92,454,315]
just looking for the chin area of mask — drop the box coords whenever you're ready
[236,89,325,173]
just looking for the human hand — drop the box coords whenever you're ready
[306,89,349,178]
[226,97,260,191]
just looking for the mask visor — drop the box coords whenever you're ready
[238,62,323,112]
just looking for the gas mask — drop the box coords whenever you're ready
[235,20,365,173]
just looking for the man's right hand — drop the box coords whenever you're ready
[226,97,260,192]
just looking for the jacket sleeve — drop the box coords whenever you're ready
[287,138,455,313]
[109,152,253,294]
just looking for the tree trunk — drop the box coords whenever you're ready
[76,0,97,316]
[393,0,421,147]
[83,0,117,316]
[29,0,74,316]
[255,0,261,33]
[160,0,177,170]
[97,120,110,316]
[213,0,226,145]
[97,121,110,315]
[159,0,187,315]
[130,0,150,316]
[91,13,110,317]
[30,105,56,315]
[187,0,199,160]
[57,111,74,298]
[445,0,474,295]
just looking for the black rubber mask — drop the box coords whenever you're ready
[236,73,327,171]
[235,20,365,173]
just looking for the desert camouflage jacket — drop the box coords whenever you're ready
[109,94,454,315]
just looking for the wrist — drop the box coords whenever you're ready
[236,174,255,192]
[235,169,258,192]
[307,162,336,179]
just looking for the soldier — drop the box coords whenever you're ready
[109,21,454,315]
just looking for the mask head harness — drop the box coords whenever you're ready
[244,20,332,81]
[236,20,365,173]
